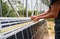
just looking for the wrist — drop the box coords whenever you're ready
[37,17,41,19]
[37,15,40,17]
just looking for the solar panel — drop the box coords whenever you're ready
[7,35,15,39]
[16,31,23,39]
[30,26,35,36]
[27,27,32,39]
[23,29,28,39]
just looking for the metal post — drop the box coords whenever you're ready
[36,0,38,15]
[31,0,37,16]
[0,0,2,34]
[0,0,2,17]
[26,29,29,39]
[31,0,32,10]
[22,31,24,39]
[15,34,17,39]
[31,0,34,16]
[39,0,41,13]
[26,0,28,17]
[8,0,20,17]
[22,0,24,17]
[0,0,2,36]
[6,7,10,17]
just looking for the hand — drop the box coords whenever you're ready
[30,16,37,20]
[32,17,40,21]
[30,16,40,21]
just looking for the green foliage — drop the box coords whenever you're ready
[18,9,32,17]
[2,2,17,17]
[33,10,38,15]
[39,11,44,14]
[8,9,17,17]
[41,0,50,6]
[44,0,50,6]
[2,2,40,17]
[2,2,9,17]
[28,10,32,16]
[18,9,25,17]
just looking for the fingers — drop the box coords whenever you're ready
[33,18,39,21]
[30,16,37,20]
[30,15,40,22]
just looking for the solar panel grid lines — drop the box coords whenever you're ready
[1,22,25,28]
[6,35,15,39]
[22,31,24,39]
[15,33,17,39]
[1,21,34,38]
[27,27,32,39]
[0,17,31,28]
[0,18,47,39]
[16,31,23,39]
[1,22,30,34]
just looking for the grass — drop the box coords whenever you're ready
[47,18,54,21]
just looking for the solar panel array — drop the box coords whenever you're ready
[0,18,48,39]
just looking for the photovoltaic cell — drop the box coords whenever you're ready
[7,35,15,39]
[16,31,23,39]
[27,27,32,39]
[23,29,28,39]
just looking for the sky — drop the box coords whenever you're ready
[2,0,49,11]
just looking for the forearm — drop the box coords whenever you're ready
[38,13,55,19]
[37,12,48,17]
[37,9,51,17]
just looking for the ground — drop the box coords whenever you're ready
[43,21,55,39]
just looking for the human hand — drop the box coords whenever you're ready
[32,17,40,21]
[30,16,37,20]
[30,16,40,21]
